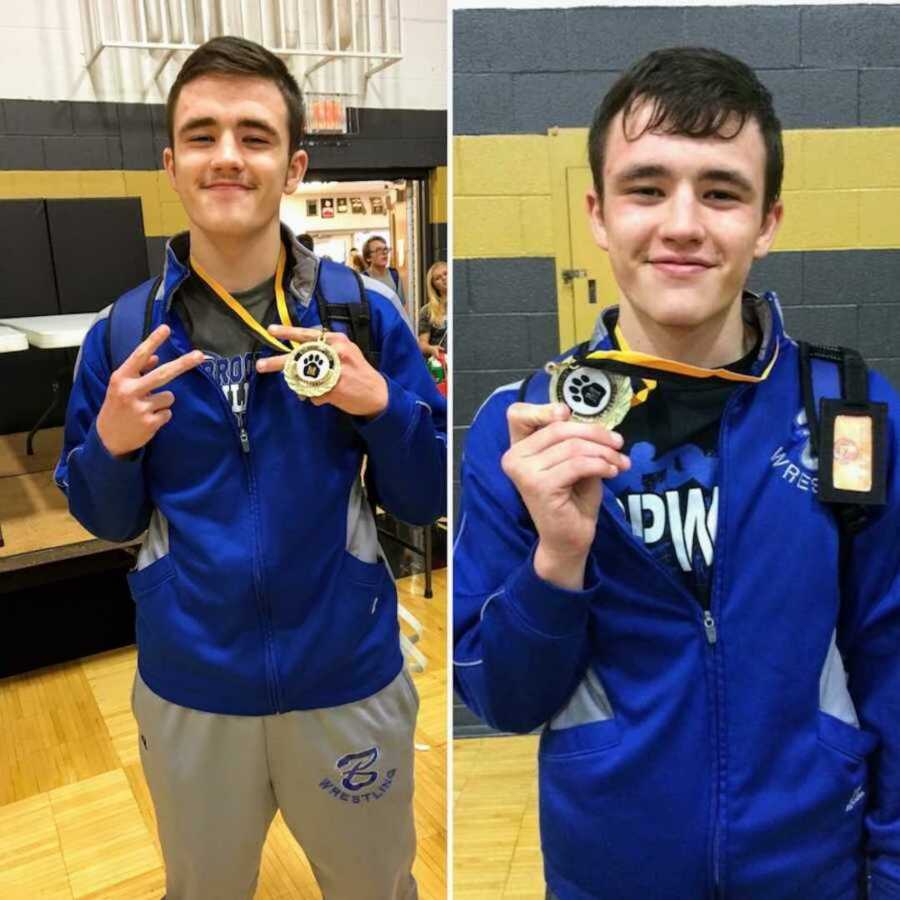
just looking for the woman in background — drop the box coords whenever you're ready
[419,260,448,396]
[349,247,366,274]
[418,261,447,359]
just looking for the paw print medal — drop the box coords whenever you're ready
[283,330,342,398]
[545,360,633,428]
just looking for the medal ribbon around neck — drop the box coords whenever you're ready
[587,322,779,385]
[547,323,777,428]
[189,244,298,353]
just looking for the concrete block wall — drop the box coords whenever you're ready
[453,2,900,736]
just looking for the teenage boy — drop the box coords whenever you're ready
[57,36,444,900]
[454,47,900,900]
[363,235,406,306]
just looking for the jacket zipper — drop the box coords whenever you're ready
[601,383,750,898]
[198,357,284,714]
[705,384,749,898]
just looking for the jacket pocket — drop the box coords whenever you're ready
[817,710,878,762]
[540,667,621,760]
[125,554,184,677]
[127,554,175,597]
[342,550,386,587]
[539,717,622,760]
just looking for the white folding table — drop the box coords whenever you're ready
[0,314,95,350]
[0,314,96,455]
[0,325,29,354]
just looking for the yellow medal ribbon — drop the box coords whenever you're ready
[189,245,299,353]
[582,322,778,389]
[614,324,657,406]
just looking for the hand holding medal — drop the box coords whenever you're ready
[191,246,388,417]
[256,325,389,418]
[501,401,631,591]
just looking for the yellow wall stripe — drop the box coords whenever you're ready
[0,165,450,235]
[0,169,187,237]
[430,166,447,224]
[454,127,900,258]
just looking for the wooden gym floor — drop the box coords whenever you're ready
[0,570,447,899]
[453,734,542,900]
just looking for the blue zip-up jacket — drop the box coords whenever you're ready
[454,294,900,899]
[57,229,446,716]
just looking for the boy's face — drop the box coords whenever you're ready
[164,74,307,242]
[586,101,782,333]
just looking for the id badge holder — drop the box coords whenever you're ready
[818,399,888,505]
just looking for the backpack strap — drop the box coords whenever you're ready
[389,267,400,291]
[516,373,535,403]
[314,259,379,368]
[106,275,162,371]
[798,341,886,536]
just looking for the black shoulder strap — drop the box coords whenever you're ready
[798,341,872,536]
[105,275,162,370]
[517,373,535,402]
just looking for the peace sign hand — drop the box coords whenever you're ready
[96,324,206,458]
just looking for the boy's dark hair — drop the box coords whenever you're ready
[296,232,314,252]
[167,36,305,155]
[588,47,783,213]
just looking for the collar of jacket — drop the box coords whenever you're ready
[588,290,785,378]
[157,223,320,314]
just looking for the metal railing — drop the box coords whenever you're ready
[79,0,403,84]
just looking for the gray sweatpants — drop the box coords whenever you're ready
[132,668,419,900]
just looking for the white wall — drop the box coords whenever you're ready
[0,0,445,109]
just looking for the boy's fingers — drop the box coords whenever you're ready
[507,402,569,444]
[122,324,171,375]
[137,350,206,391]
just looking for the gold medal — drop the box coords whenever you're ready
[283,330,342,398]
[546,360,633,428]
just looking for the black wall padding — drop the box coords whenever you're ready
[46,197,149,313]
[0,348,72,434]
[0,561,136,679]
[0,200,59,317]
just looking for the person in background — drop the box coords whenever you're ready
[296,232,314,252]
[349,246,366,274]
[363,235,405,306]
[418,260,447,359]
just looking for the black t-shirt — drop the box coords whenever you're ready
[418,306,447,350]
[604,322,760,606]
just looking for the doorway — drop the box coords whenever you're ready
[281,178,425,323]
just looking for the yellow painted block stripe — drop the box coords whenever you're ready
[455,128,900,258]
[0,170,170,236]
[455,135,550,196]
[454,195,553,259]
[430,166,447,223]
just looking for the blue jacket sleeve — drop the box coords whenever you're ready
[453,386,592,734]
[353,295,446,525]
[54,317,152,542]
[838,374,900,899]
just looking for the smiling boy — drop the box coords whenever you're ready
[57,36,444,900]
[454,48,900,899]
